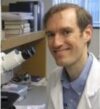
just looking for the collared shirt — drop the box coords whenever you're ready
[61,53,93,109]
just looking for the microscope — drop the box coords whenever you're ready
[1,46,36,109]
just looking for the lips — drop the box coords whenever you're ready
[53,48,70,56]
[54,48,70,52]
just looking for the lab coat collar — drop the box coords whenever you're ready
[78,56,100,109]
[51,79,64,109]
[51,68,64,109]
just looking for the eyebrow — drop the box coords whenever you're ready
[45,27,73,34]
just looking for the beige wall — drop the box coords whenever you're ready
[89,29,100,60]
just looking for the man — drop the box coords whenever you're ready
[43,3,100,109]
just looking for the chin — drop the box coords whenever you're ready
[55,58,73,67]
[55,60,67,66]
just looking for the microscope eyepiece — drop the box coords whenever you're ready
[21,46,36,59]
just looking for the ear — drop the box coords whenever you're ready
[83,24,93,44]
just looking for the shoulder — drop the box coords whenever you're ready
[47,67,63,85]
[91,53,100,70]
[89,53,100,80]
[86,54,100,94]
[48,67,63,79]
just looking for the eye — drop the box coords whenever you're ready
[60,28,73,37]
[45,32,55,37]
[62,30,71,36]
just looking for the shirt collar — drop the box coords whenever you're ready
[61,53,93,94]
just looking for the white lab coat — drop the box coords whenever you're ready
[46,54,100,109]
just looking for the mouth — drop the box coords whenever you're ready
[53,48,70,55]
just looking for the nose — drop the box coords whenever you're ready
[53,34,63,48]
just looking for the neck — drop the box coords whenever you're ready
[65,51,88,81]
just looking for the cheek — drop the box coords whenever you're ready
[67,37,85,57]
[47,41,53,54]
[73,40,83,51]
[48,39,53,49]
[48,42,51,51]
[72,39,86,58]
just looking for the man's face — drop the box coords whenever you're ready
[45,9,92,67]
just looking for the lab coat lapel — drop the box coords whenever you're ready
[51,78,63,109]
[78,83,100,109]
[78,56,100,109]
[77,91,92,109]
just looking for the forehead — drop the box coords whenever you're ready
[46,8,78,30]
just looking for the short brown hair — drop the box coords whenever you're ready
[43,3,92,32]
